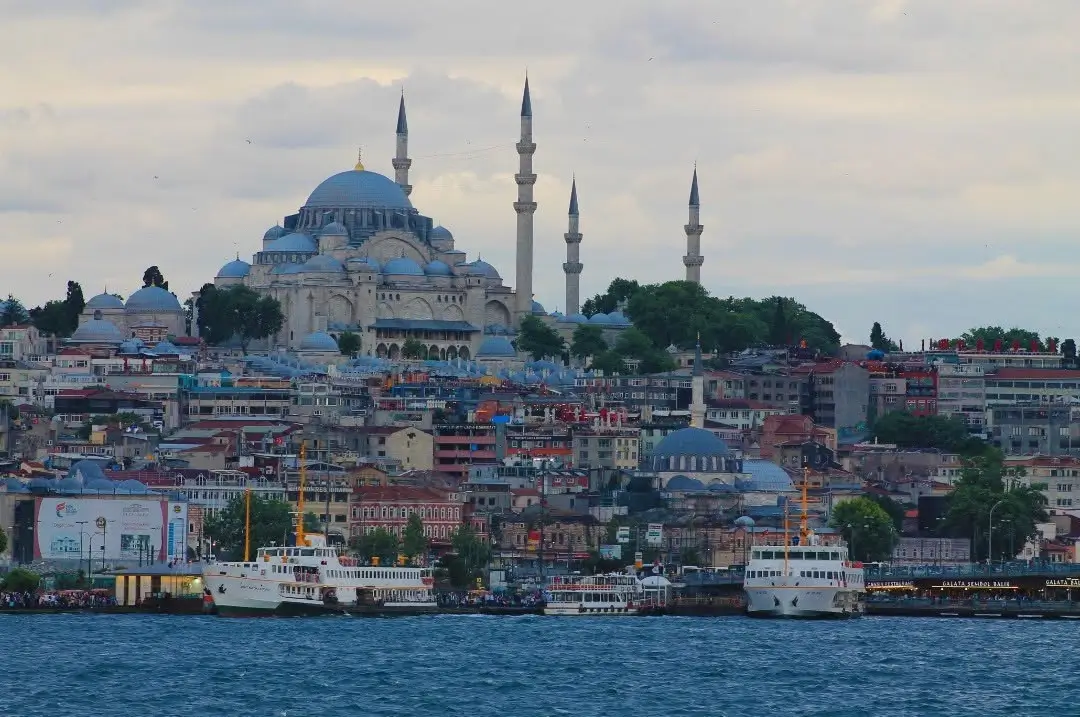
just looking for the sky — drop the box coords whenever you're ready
[2,0,1079,347]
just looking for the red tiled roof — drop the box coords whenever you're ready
[987,368,1080,380]
[354,485,454,502]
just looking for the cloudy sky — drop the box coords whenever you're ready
[2,0,1078,346]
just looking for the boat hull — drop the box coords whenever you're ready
[544,603,639,616]
[745,585,863,619]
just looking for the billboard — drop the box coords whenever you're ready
[599,544,622,560]
[35,497,169,563]
[166,501,189,561]
[616,526,631,544]
[646,523,664,546]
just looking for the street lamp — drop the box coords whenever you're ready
[988,499,1006,566]
[75,520,88,576]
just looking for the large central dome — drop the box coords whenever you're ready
[304,169,413,211]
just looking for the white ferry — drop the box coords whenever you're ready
[543,571,644,616]
[743,470,865,618]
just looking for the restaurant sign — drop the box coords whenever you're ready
[933,580,1014,589]
[1045,578,1080,588]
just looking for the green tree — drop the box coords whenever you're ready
[678,547,701,566]
[959,326,1041,351]
[871,411,984,454]
[338,331,361,356]
[516,314,565,361]
[1062,338,1076,367]
[401,337,426,359]
[570,323,607,360]
[401,514,428,564]
[450,525,491,587]
[869,321,898,352]
[198,285,284,353]
[866,493,906,532]
[64,281,85,331]
[581,278,641,316]
[0,525,7,556]
[1,568,40,592]
[769,297,789,346]
[350,528,400,564]
[202,494,318,560]
[29,300,71,336]
[0,295,29,327]
[193,283,221,341]
[829,497,897,562]
[142,265,168,290]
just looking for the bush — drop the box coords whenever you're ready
[1,568,41,593]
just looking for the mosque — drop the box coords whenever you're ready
[204,79,707,360]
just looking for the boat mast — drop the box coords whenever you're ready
[297,441,307,547]
[800,466,810,544]
[244,481,252,562]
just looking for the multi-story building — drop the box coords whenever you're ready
[985,368,1080,405]
[638,421,688,464]
[741,373,807,411]
[891,537,970,565]
[0,359,48,403]
[433,422,498,477]
[573,371,692,411]
[795,361,870,434]
[705,399,788,430]
[0,324,46,362]
[180,379,292,421]
[988,403,1078,456]
[1004,456,1080,510]
[350,485,465,545]
[573,428,639,469]
[899,366,937,417]
[172,469,287,519]
[935,363,986,431]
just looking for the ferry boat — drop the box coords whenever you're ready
[743,470,865,618]
[202,445,436,617]
[543,570,644,615]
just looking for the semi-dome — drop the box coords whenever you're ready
[216,258,251,278]
[154,340,179,354]
[562,313,588,324]
[301,255,346,273]
[71,318,124,343]
[85,293,125,311]
[531,300,546,315]
[477,336,516,358]
[304,170,413,211]
[465,260,501,279]
[425,260,453,276]
[651,427,737,473]
[383,256,425,276]
[265,232,317,253]
[347,257,382,273]
[320,221,348,236]
[588,313,613,325]
[263,225,286,241]
[299,331,339,352]
[126,286,182,312]
[430,225,454,242]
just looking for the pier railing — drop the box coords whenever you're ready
[866,562,1080,581]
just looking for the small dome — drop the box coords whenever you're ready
[304,170,413,210]
[126,286,182,312]
[320,221,348,236]
[154,340,180,355]
[299,331,339,352]
[608,311,632,326]
[301,255,346,273]
[347,257,382,273]
[216,258,251,278]
[651,427,733,473]
[562,313,588,324]
[118,338,143,354]
[270,263,305,275]
[263,225,286,241]
[531,300,546,315]
[85,293,125,311]
[588,313,613,325]
[467,260,501,279]
[549,311,564,319]
[425,260,453,276]
[68,460,106,483]
[71,318,124,343]
[430,225,454,242]
[265,232,317,253]
[383,256,425,276]
[477,336,516,358]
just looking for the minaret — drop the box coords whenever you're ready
[690,335,706,429]
[563,177,583,316]
[392,92,412,197]
[514,76,537,320]
[683,166,704,283]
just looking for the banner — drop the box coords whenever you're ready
[599,544,622,560]
[167,501,189,561]
[35,497,168,562]
[616,526,630,544]
[646,523,663,547]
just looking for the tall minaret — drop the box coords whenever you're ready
[683,166,704,283]
[392,92,412,197]
[563,178,583,316]
[514,76,537,320]
[690,335,706,429]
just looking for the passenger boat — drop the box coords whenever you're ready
[202,444,436,617]
[743,469,865,618]
[543,570,644,615]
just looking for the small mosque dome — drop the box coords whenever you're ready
[531,300,546,315]
[118,338,142,354]
[468,260,501,280]
[430,225,454,242]
[425,260,453,276]
[383,256,425,276]
[263,225,286,241]
[154,340,180,355]
[347,257,382,273]
[651,427,735,473]
[301,255,346,273]
[304,170,413,211]
[562,313,588,324]
[549,311,565,320]
[477,336,516,358]
[126,286,182,312]
[265,232,317,253]
[588,313,614,325]
[216,258,251,279]
[320,221,349,236]
[299,331,339,352]
[85,293,125,311]
[71,318,124,343]
[608,311,632,326]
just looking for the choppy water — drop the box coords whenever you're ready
[1,614,1075,716]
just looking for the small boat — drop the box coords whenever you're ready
[543,570,643,616]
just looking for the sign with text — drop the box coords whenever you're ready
[35,497,168,562]
[616,526,630,544]
[646,523,663,546]
[599,545,622,560]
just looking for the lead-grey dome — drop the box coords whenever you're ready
[71,318,124,343]
[651,427,739,473]
[477,336,516,358]
[265,232,317,253]
[299,331,339,352]
[304,170,413,211]
[301,255,346,273]
[85,293,125,311]
[383,256,424,276]
[126,286,182,312]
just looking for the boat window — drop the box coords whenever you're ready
[301,549,315,556]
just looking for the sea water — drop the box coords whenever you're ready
[1,614,1075,716]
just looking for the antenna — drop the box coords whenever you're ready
[296,442,307,547]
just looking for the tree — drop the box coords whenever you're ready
[869,322,898,352]
[769,297,789,346]
[401,514,428,564]
[0,568,40,593]
[350,528,400,564]
[401,337,426,359]
[582,278,640,317]
[198,285,284,352]
[0,295,29,327]
[959,326,1041,350]
[28,300,71,336]
[449,525,491,587]
[202,494,319,560]
[338,331,361,356]
[570,324,608,360]
[866,493,906,533]
[829,497,897,562]
[871,411,984,454]
[0,525,7,557]
[1062,339,1077,367]
[516,314,565,361]
[678,547,701,566]
[142,266,168,290]
[64,281,85,329]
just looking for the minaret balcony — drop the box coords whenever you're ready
[392,158,412,170]
[514,174,537,186]
[513,201,538,213]
[562,262,583,274]
[563,232,582,244]
[515,141,537,154]
[684,224,704,236]
[683,255,704,267]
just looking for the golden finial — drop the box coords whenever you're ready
[354,147,365,171]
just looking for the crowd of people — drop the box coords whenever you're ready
[436,589,545,608]
[2,589,117,610]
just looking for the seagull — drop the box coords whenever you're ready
[648,57,654,61]
[153,176,159,179]
[245,139,253,144]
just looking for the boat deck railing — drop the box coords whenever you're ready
[866,561,1080,581]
